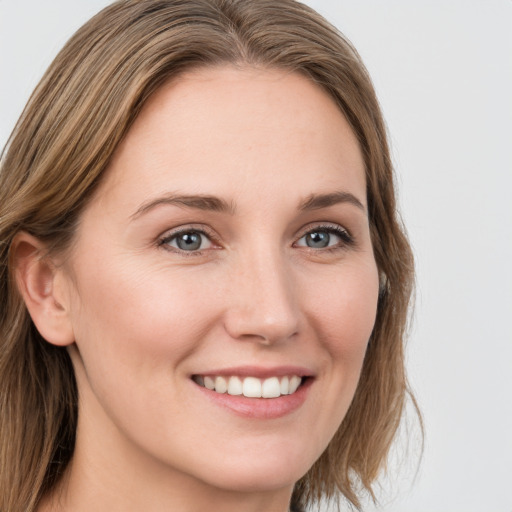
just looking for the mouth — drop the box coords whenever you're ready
[190,366,314,419]
[192,374,305,399]
[190,365,317,420]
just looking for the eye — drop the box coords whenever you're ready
[160,229,214,253]
[295,225,353,249]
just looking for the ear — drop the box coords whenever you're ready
[11,232,75,346]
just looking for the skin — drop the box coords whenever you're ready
[28,66,379,512]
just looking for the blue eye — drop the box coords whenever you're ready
[296,226,352,249]
[161,230,213,252]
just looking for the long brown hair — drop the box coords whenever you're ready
[0,1,418,510]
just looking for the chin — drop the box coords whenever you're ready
[202,467,302,494]
[188,444,314,494]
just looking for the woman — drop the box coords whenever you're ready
[0,1,417,511]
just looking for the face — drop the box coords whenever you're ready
[60,67,379,496]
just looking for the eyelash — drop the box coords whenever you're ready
[295,224,355,252]
[158,226,218,257]
[158,223,354,256]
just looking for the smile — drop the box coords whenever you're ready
[193,375,303,398]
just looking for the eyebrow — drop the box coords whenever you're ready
[131,194,235,219]
[299,191,366,214]
[131,189,365,220]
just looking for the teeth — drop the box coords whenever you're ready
[243,377,262,397]
[227,376,243,395]
[262,377,280,398]
[204,376,215,390]
[289,376,301,394]
[214,376,228,394]
[280,376,289,395]
[196,375,304,398]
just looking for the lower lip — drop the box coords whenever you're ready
[193,378,313,419]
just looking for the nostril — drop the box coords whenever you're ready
[223,310,300,346]
[222,264,300,344]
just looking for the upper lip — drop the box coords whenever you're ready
[192,365,315,379]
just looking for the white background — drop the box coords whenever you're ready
[1,1,511,511]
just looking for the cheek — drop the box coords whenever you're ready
[68,256,223,385]
[75,253,213,328]
[307,261,379,352]
[67,260,223,443]
[305,260,379,414]
[284,261,379,462]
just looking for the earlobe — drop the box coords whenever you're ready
[11,232,75,347]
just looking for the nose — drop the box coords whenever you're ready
[223,248,300,345]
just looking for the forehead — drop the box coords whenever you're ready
[90,65,366,216]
